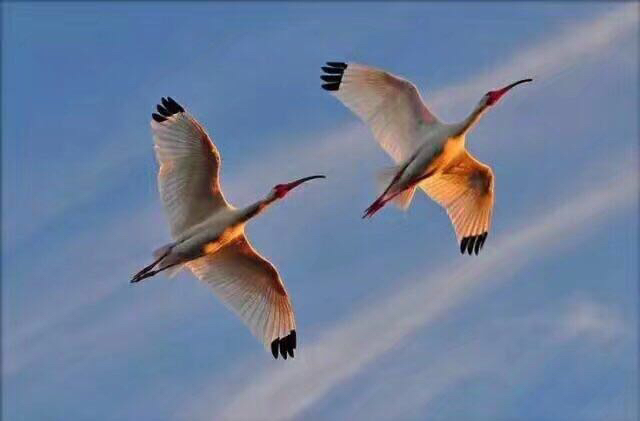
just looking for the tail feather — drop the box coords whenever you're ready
[364,163,421,218]
[377,165,417,210]
[152,242,182,278]
[390,186,416,210]
[157,250,184,278]
[131,243,183,283]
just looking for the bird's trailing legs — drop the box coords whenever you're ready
[131,248,172,283]
[362,195,389,219]
[362,161,411,219]
[131,262,180,283]
[363,170,435,219]
[362,187,410,218]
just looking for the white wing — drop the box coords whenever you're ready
[151,97,231,239]
[420,149,494,255]
[186,234,297,359]
[322,62,441,163]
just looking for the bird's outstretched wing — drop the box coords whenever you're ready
[321,62,440,163]
[186,234,297,359]
[151,97,231,238]
[420,150,494,255]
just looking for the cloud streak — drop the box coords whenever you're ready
[191,164,636,420]
[428,4,639,116]
[335,296,629,420]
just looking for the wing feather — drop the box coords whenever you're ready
[151,97,231,238]
[186,234,297,359]
[420,150,494,255]
[322,62,440,163]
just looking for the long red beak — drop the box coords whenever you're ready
[279,175,326,195]
[490,78,533,104]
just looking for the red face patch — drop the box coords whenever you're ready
[274,184,289,198]
[486,79,532,106]
[486,90,502,106]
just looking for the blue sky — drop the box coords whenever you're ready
[2,2,638,420]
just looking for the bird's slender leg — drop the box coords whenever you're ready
[362,161,413,219]
[362,196,388,219]
[131,248,172,283]
[413,169,436,185]
[363,169,436,219]
[363,179,403,218]
[131,261,181,283]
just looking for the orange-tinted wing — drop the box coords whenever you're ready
[186,234,297,359]
[420,150,494,255]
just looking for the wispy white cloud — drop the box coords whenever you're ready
[334,296,629,421]
[428,4,639,116]
[182,159,637,420]
[2,203,165,375]
[554,295,629,344]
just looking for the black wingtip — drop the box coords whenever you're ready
[152,113,167,122]
[271,330,297,360]
[474,234,482,255]
[166,96,185,113]
[156,104,171,117]
[460,237,468,254]
[321,62,347,92]
[326,61,347,69]
[279,337,287,359]
[321,66,344,74]
[288,330,296,358]
[321,75,342,83]
[461,232,488,256]
[467,236,476,255]
[479,232,488,251]
[152,97,184,122]
[322,83,341,91]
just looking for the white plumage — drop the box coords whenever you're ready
[322,62,531,254]
[187,235,296,349]
[132,97,324,359]
[152,110,230,238]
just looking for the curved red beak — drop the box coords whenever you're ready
[488,78,533,105]
[275,175,326,197]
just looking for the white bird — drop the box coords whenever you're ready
[321,62,531,255]
[131,97,325,359]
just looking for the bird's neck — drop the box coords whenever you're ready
[454,103,487,137]
[239,195,277,224]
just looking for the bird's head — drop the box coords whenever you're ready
[271,175,326,199]
[482,78,533,107]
